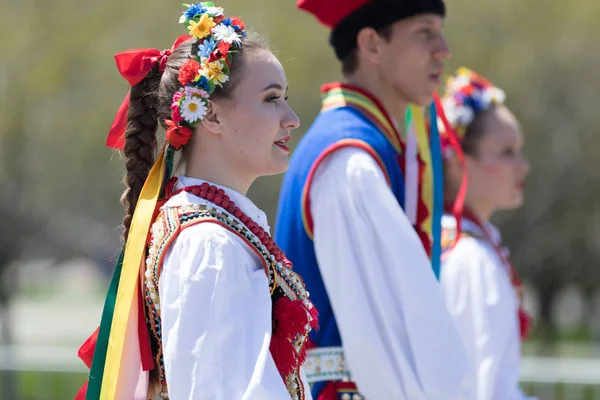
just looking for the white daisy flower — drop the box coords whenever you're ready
[205,6,223,17]
[442,98,458,123]
[181,96,208,123]
[482,87,506,105]
[448,75,470,92]
[455,105,475,126]
[212,24,242,45]
[444,109,459,126]
[441,96,455,111]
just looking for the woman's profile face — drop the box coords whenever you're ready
[210,50,300,178]
[466,105,530,211]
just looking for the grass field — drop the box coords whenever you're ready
[0,370,86,400]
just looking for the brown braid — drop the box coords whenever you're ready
[120,66,161,242]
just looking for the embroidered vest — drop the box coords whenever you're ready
[144,200,317,400]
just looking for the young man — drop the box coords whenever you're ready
[276,0,475,398]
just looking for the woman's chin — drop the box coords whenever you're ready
[261,159,290,177]
[504,193,525,210]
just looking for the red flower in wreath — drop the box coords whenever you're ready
[218,41,231,56]
[165,119,194,149]
[178,59,201,86]
[231,17,245,30]
[209,41,231,62]
[171,107,183,124]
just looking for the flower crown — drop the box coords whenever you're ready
[167,2,246,149]
[441,67,506,138]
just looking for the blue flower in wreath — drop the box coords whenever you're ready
[184,3,206,20]
[195,75,211,92]
[197,38,216,60]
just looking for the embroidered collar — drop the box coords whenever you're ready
[442,213,501,246]
[166,175,271,232]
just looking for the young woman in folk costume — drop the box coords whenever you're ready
[75,3,317,400]
[437,67,534,400]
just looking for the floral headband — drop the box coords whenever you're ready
[105,2,246,150]
[440,67,506,139]
[168,2,246,148]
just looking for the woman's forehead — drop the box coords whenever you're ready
[242,52,287,89]
[481,118,521,148]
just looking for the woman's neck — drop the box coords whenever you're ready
[183,151,254,195]
[445,193,495,224]
[463,200,494,223]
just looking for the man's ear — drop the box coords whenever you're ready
[356,26,385,66]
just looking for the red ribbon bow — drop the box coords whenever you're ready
[105,35,191,150]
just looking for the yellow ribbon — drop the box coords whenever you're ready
[409,105,433,242]
[100,149,166,399]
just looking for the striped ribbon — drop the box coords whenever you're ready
[86,148,167,399]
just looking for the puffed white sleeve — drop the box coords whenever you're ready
[159,223,294,400]
[441,238,531,400]
[310,147,475,400]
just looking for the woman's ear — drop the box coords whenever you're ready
[201,101,222,135]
